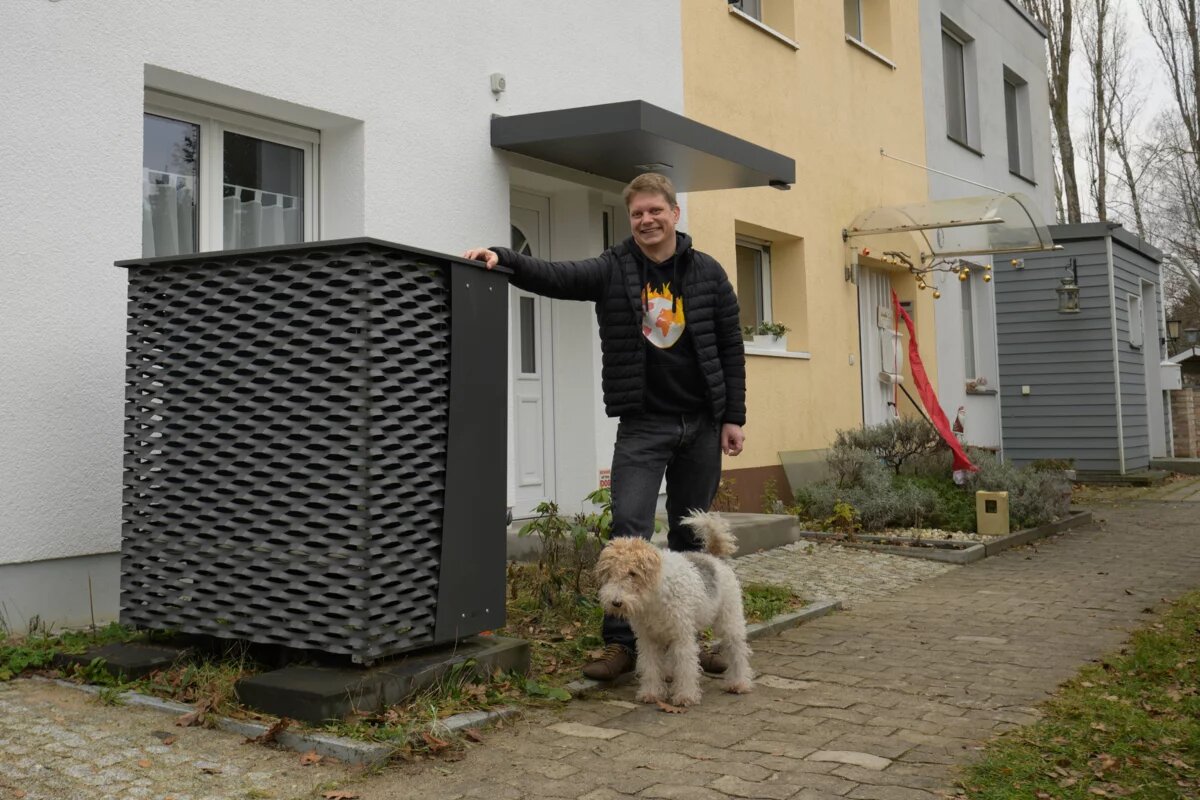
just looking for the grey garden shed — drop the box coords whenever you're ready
[993,223,1168,474]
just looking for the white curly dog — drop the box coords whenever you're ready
[594,510,753,706]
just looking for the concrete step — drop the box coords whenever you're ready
[1150,458,1200,475]
[1075,469,1171,486]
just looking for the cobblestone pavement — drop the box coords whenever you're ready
[734,542,957,609]
[1075,473,1200,504]
[343,500,1200,800]
[0,680,343,800]
[3,499,1198,800]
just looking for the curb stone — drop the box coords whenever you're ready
[38,677,520,768]
[563,598,844,699]
[792,510,1095,564]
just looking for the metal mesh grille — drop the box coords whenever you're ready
[121,244,450,662]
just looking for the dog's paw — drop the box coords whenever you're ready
[636,689,665,704]
[669,689,701,707]
[723,681,753,694]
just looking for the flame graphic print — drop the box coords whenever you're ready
[641,282,685,348]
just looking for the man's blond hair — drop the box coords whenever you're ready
[623,173,677,208]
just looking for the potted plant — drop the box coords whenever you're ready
[743,321,790,351]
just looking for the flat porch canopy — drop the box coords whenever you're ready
[491,100,795,191]
[844,193,1056,262]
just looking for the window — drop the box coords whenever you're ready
[1128,294,1144,348]
[962,281,977,378]
[736,239,772,332]
[844,0,862,38]
[1004,68,1033,180]
[731,0,762,20]
[943,29,969,146]
[142,91,318,258]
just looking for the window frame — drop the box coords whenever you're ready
[844,0,863,40]
[1128,293,1144,349]
[1003,66,1035,182]
[942,28,969,148]
[961,279,977,378]
[144,89,320,253]
[736,236,774,328]
[939,15,980,154]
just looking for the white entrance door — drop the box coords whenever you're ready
[859,267,901,427]
[510,191,556,516]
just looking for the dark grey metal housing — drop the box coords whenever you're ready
[491,100,796,191]
[117,238,509,663]
[994,224,1165,473]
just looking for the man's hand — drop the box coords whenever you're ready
[721,423,745,457]
[461,248,500,269]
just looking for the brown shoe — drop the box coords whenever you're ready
[699,646,728,674]
[582,644,635,681]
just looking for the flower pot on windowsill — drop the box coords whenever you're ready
[751,334,787,351]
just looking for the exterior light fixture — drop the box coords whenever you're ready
[1167,319,1183,341]
[1056,258,1081,314]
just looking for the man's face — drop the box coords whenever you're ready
[627,191,680,253]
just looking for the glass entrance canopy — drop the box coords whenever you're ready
[845,193,1055,261]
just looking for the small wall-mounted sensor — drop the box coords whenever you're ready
[490,73,506,96]
[1021,385,1031,396]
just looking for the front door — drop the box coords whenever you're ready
[859,267,901,427]
[510,191,556,516]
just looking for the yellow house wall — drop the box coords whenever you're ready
[682,0,936,471]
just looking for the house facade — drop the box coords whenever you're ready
[683,0,937,506]
[919,0,1055,452]
[1,1,801,627]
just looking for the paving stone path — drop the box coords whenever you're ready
[348,500,1200,800]
[2,498,1197,800]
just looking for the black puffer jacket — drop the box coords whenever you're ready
[494,232,746,426]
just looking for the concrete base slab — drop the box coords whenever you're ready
[234,635,530,724]
[1076,469,1171,486]
[52,641,190,680]
[1150,458,1200,475]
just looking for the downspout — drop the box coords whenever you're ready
[1159,260,1175,458]
[1105,234,1126,474]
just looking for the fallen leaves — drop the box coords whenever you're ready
[322,792,360,800]
[421,732,451,753]
[655,700,687,714]
[137,759,151,769]
[463,727,484,743]
[176,697,214,728]
[246,717,291,745]
[299,750,323,766]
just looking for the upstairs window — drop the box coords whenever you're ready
[1004,67,1034,180]
[943,29,969,146]
[844,0,863,39]
[142,91,318,258]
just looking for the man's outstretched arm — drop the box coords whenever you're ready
[462,247,609,303]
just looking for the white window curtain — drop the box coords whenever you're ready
[142,169,197,259]
[223,186,303,250]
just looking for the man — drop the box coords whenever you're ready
[463,173,746,680]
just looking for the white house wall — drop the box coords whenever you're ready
[920,0,1055,450]
[0,0,682,626]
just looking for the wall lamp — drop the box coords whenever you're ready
[1056,258,1081,314]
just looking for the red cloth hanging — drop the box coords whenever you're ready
[891,290,976,474]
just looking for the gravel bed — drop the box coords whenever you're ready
[734,540,957,609]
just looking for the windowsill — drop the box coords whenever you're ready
[966,387,998,396]
[845,35,897,70]
[728,6,801,50]
[1009,169,1037,187]
[947,134,984,158]
[745,346,811,360]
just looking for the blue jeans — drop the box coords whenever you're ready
[601,411,723,651]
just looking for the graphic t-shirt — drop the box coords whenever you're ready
[638,251,708,415]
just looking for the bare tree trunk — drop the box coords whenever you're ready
[1029,0,1082,223]
[1082,0,1112,220]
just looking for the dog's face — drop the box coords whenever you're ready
[594,537,662,619]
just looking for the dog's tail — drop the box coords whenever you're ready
[682,510,738,559]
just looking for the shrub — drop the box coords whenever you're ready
[834,418,944,474]
[895,474,976,532]
[965,450,1070,529]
